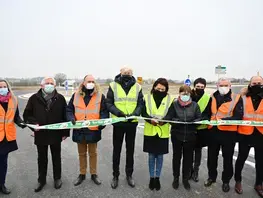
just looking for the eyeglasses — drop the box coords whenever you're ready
[87,81,95,83]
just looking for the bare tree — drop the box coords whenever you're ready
[54,73,67,85]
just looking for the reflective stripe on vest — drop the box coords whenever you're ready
[197,93,210,130]
[73,92,102,130]
[0,95,17,142]
[238,96,263,135]
[110,82,141,122]
[208,93,240,131]
[144,94,173,138]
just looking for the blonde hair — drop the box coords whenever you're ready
[0,79,15,97]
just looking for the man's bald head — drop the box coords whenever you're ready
[250,76,263,86]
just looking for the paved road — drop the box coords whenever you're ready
[5,89,259,198]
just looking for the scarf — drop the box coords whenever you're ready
[0,92,11,103]
[42,89,55,110]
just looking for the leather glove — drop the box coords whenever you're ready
[98,125,106,130]
[158,122,165,126]
[17,121,27,129]
[71,118,76,125]
[151,119,158,126]
[117,112,126,117]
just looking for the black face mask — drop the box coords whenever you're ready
[195,88,205,96]
[153,90,167,99]
[248,85,263,95]
[121,75,132,82]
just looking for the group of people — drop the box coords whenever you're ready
[0,67,263,198]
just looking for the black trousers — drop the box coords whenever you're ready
[112,125,136,177]
[171,136,195,180]
[235,142,263,185]
[207,142,235,183]
[193,146,202,172]
[0,153,8,185]
[37,143,61,183]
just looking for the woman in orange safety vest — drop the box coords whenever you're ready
[0,79,26,195]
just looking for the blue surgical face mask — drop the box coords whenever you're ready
[44,84,55,93]
[180,95,190,102]
[0,88,9,96]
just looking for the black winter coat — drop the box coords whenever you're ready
[66,92,109,144]
[191,90,212,147]
[106,74,143,127]
[164,100,202,142]
[23,89,70,145]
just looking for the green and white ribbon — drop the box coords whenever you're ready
[25,116,263,130]
[26,117,126,130]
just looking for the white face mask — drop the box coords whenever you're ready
[218,87,230,95]
[44,84,55,93]
[86,83,95,90]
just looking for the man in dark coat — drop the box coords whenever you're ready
[23,77,69,192]
[67,75,109,186]
[106,67,143,189]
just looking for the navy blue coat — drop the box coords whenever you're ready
[66,92,109,144]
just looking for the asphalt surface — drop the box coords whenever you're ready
[4,88,260,198]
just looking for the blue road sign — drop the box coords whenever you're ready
[65,80,68,91]
[184,78,191,86]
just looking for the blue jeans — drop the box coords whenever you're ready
[148,153,163,178]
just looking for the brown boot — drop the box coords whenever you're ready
[254,185,263,198]
[235,182,243,194]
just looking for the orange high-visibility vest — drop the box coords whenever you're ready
[0,95,18,142]
[73,92,102,131]
[208,93,240,131]
[238,96,263,135]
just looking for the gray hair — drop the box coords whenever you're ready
[41,77,56,85]
[120,66,133,76]
[217,77,231,84]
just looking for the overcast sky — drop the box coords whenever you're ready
[1,0,263,81]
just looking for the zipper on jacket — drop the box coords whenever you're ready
[183,106,186,142]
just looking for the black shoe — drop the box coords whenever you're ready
[111,176,119,189]
[34,182,46,192]
[91,174,101,185]
[254,185,263,198]
[155,177,161,191]
[172,178,179,190]
[54,179,62,189]
[0,185,11,194]
[191,170,199,182]
[183,180,191,191]
[149,178,155,190]
[74,174,86,186]
[204,178,216,187]
[126,176,135,188]
[222,183,230,192]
